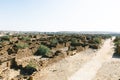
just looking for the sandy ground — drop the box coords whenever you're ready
[32,49,97,80]
[69,38,115,80]
[93,58,120,80]
[8,37,118,80]
[8,46,96,80]
[32,37,116,80]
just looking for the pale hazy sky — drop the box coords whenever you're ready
[0,0,120,32]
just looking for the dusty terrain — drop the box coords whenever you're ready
[0,33,106,80]
[32,37,118,80]
[93,58,120,80]
[32,49,97,80]
[0,32,116,80]
[69,38,115,80]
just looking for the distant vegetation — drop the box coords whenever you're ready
[50,38,58,46]
[22,36,30,41]
[35,45,52,57]
[23,61,37,75]
[0,35,10,41]
[93,37,102,44]
[0,31,114,80]
[114,36,120,54]
[16,43,29,49]
[71,38,78,44]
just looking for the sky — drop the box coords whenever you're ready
[0,0,120,32]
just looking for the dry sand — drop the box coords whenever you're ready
[32,49,97,80]
[34,37,117,80]
[69,38,115,80]
[10,37,117,80]
[93,58,120,80]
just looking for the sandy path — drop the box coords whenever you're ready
[93,58,120,80]
[69,38,115,80]
[32,49,97,80]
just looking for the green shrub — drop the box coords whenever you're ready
[35,45,52,57]
[22,36,30,41]
[49,39,58,47]
[50,39,58,45]
[114,38,120,54]
[16,43,29,49]
[26,61,37,69]
[114,40,120,46]
[71,38,78,44]
[1,35,10,41]
[24,61,37,75]
[58,38,64,43]
[114,37,120,42]
[93,37,101,44]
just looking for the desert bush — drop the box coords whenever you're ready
[26,61,37,69]
[49,39,58,47]
[70,38,83,46]
[22,36,30,41]
[114,37,120,54]
[23,62,37,75]
[114,40,120,46]
[58,38,64,43]
[16,43,29,49]
[50,39,58,44]
[35,45,53,57]
[114,37,120,42]
[0,35,10,41]
[71,38,78,44]
[104,35,112,39]
[93,37,101,44]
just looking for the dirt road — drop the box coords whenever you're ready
[32,49,97,80]
[69,38,115,80]
[93,58,120,80]
[32,37,115,80]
